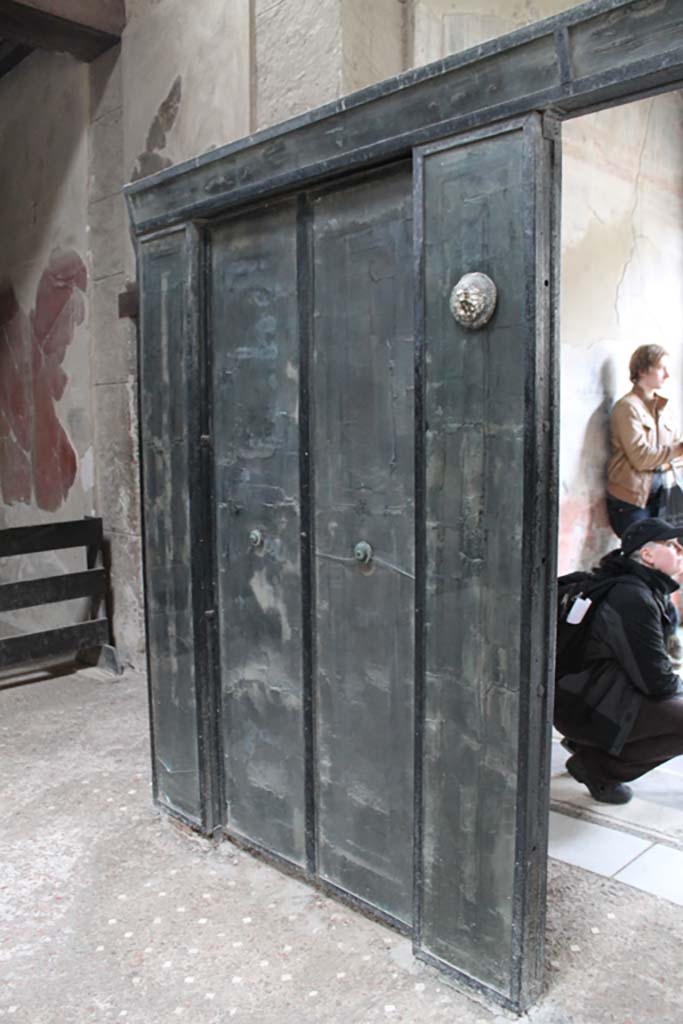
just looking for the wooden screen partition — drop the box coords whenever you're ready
[0,517,117,671]
[125,0,683,1011]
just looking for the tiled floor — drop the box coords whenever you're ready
[550,731,683,843]
[549,733,683,906]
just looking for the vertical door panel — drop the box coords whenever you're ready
[312,167,415,923]
[417,116,555,1007]
[139,230,202,826]
[211,201,306,865]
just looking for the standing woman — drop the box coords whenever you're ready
[606,345,683,538]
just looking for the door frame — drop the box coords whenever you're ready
[126,0,683,1012]
[412,114,558,1009]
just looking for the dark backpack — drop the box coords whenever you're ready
[556,571,620,678]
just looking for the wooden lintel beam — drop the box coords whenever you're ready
[10,1,125,36]
[0,38,31,76]
[0,0,124,63]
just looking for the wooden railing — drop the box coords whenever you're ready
[0,517,116,670]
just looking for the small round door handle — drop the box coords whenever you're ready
[354,541,373,565]
[249,529,264,548]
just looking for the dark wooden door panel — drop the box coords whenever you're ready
[416,116,554,1007]
[210,201,306,866]
[139,230,202,826]
[311,167,415,923]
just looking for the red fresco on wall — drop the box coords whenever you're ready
[559,493,683,615]
[0,249,86,511]
[557,493,611,576]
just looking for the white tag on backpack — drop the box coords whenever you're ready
[566,595,592,625]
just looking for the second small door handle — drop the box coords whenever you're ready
[354,541,373,565]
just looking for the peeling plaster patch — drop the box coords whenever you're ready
[0,249,86,511]
[131,76,182,182]
[80,446,94,492]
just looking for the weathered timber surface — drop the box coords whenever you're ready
[0,618,109,668]
[0,518,102,558]
[0,569,106,612]
[125,0,683,234]
[138,230,202,826]
[210,200,306,866]
[416,115,555,1009]
[311,166,415,923]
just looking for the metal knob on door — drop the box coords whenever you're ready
[449,271,497,329]
[354,541,373,565]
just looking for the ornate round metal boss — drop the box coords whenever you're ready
[449,272,497,330]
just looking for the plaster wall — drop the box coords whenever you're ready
[123,0,251,186]
[340,0,406,98]
[0,51,95,632]
[255,0,405,129]
[559,97,683,573]
[88,42,144,667]
[412,0,577,66]
[255,0,343,129]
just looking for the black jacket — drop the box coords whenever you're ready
[554,550,682,754]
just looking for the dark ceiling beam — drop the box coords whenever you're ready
[0,0,124,62]
[9,1,125,36]
[0,37,31,76]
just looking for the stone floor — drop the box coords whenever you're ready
[3,664,683,1023]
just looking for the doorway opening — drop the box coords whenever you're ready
[549,89,683,901]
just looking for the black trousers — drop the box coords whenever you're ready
[605,491,661,538]
[563,696,683,785]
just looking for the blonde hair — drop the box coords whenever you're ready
[629,344,668,384]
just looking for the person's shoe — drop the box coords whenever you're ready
[566,754,633,805]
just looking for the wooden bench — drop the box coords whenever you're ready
[0,517,120,674]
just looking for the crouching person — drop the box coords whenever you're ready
[555,517,683,804]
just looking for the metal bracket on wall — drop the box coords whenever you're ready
[118,283,139,320]
[542,111,562,141]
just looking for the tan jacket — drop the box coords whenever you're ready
[607,388,683,508]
